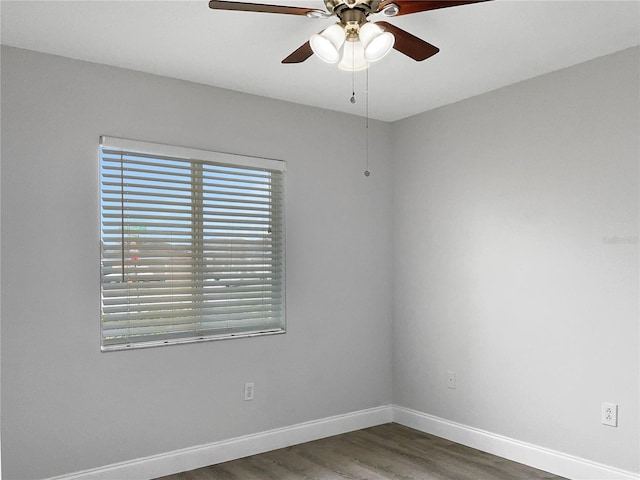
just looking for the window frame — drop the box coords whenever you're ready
[99,136,286,351]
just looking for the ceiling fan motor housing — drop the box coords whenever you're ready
[324,0,381,17]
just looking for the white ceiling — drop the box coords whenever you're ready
[1,0,638,122]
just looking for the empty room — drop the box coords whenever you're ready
[1,0,638,479]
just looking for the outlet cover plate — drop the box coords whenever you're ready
[447,371,456,389]
[602,402,618,427]
[244,382,255,401]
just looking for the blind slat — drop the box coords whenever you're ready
[102,167,275,189]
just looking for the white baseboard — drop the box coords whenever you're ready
[393,405,640,480]
[47,404,639,480]
[47,405,393,480]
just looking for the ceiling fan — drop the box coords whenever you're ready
[209,0,490,71]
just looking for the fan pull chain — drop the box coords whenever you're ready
[350,53,356,104]
[364,68,370,177]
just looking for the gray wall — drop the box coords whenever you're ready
[0,46,393,479]
[2,44,639,479]
[392,47,639,473]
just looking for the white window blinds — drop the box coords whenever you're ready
[99,137,286,351]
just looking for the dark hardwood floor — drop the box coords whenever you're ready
[156,423,568,480]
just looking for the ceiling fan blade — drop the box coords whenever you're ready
[209,0,319,16]
[282,41,314,63]
[378,0,491,16]
[376,21,439,61]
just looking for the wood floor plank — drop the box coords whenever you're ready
[156,423,568,480]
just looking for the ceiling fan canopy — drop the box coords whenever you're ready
[208,0,490,70]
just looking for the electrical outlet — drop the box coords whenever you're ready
[244,382,255,401]
[601,402,618,427]
[447,371,456,389]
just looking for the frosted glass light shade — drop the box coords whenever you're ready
[360,22,395,62]
[310,24,346,64]
[338,40,369,71]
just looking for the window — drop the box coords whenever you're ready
[99,137,285,351]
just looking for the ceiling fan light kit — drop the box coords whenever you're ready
[310,21,392,69]
[339,40,369,71]
[310,5,394,70]
[359,22,395,62]
[209,0,491,68]
[310,24,346,63]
